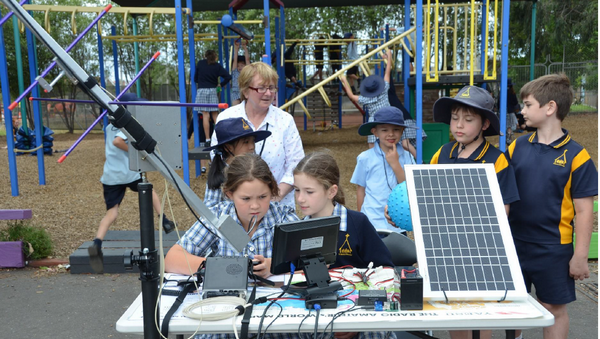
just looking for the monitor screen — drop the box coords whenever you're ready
[270,216,340,275]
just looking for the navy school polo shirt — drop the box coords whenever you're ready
[430,139,520,205]
[507,130,598,244]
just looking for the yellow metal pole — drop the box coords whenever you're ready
[470,0,475,85]
[453,6,458,71]
[280,28,415,110]
[317,86,332,107]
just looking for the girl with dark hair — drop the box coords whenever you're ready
[203,117,271,207]
[165,153,298,279]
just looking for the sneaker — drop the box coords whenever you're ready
[162,217,176,234]
[88,243,104,274]
[201,167,207,173]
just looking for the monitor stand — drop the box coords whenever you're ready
[284,256,342,309]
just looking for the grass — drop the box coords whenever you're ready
[0,221,54,260]
[571,104,597,113]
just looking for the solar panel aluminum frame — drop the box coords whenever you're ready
[405,164,528,301]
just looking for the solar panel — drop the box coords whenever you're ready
[404,164,527,301]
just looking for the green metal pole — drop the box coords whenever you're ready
[133,16,141,97]
[529,0,537,81]
[12,16,28,134]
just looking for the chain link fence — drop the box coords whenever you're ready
[508,60,598,109]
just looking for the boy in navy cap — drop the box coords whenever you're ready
[341,49,393,148]
[508,74,597,339]
[431,85,520,211]
[350,106,417,233]
[430,85,519,339]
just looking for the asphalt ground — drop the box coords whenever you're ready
[0,263,596,339]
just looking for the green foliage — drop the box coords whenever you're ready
[509,0,597,64]
[0,221,54,260]
[570,104,597,113]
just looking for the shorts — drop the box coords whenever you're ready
[195,88,219,112]
[316,64,324,70]
[347,65,359,76]
[103,178,143,210]
[514,238,576,305]
[331,63,342,72]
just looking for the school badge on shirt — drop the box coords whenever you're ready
[553,150,568,167]
[338,234,353,256]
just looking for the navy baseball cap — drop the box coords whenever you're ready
[358,106,419,136]
[359,75,386,98]
[204,117,271,151]
[343,32,353,39]
[433,86,499,136]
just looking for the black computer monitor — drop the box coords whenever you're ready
[270,216,342,309]
[270,216,340,274]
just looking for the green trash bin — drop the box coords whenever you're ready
[421,123,449,164]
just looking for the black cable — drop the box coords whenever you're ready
[262,301,284,335]
[256,264,295,339]
[154,153,220,239]
[313,305,321,339]
[298,309,314,337]
[321,299,358,339]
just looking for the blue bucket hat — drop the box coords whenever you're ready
[432,85,499,136]
[358,106,419,136]
[119,93,146,108]
[359,75,386,98]
[204,117,271,151]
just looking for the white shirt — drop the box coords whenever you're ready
[211,102,305,208]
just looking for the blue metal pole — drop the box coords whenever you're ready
[111,26,120,94]
[25,5,45,184]
[415,0,423,164]
[263,0,271,64]
[111,26,119,133]
[175,0,190,184]
[275,15,284,106]
[97,25,108,130]
[403,0,411,118]
[217,24,225,103]
[222,24,230,105]
[187,0,200,177]
[0,9,19,196]
[499,0,511,151]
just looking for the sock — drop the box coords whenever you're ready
[515,334,523,339]
[93,238,102,247]
[205,139,211,143]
